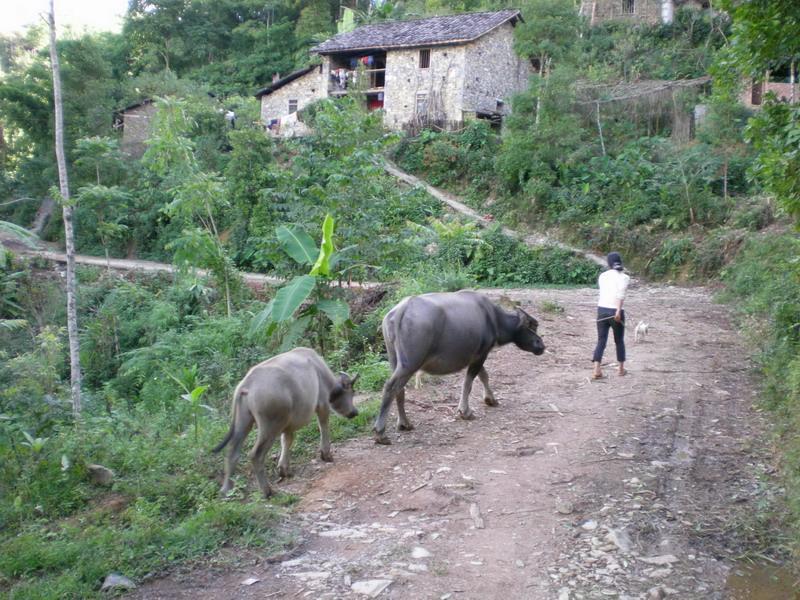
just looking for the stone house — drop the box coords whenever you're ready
[115,99,157,158]
[579,0,709,26]
[256,10,532,135]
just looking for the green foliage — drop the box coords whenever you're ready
[310,214,336,276]
[720,234,800,554]
[497,66,588,197]
[468,227,599,287]
[745,101,800,224]
[245,97,441,280]
[539,299,564,314]
[276,225,318,265]
[514,0,583,65]
[391,121,499,194]
[349,350,391,393]
[252,215,351,353]
[716,0,800,225]
[719,0,800,79]
[581,9,730,80]
[0,409,291,598]
[271,275,318,323]
[0,327,69,432]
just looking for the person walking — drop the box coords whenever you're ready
[592,251,630,379]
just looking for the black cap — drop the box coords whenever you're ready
[607,252,623,271]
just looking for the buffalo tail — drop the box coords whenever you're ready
[211,387,246,453]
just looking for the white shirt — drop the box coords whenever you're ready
[597,269,630,309]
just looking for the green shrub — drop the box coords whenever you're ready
[721,234,800,554]
[469,227,599,287]
[649,236,696,279]
[350,350,391,393]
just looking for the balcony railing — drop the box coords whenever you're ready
[329,68,385,94]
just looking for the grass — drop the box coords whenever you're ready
[539,300,565,314]
[0,399,380,599]
[719,233,800,562]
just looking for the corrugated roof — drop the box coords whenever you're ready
[311,9,522,54]
[255,65,318,98]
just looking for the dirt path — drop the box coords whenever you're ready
[132,283,770,600]
[0,235,377,290]
[383,161,607,268]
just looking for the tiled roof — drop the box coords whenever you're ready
[255,65,318,98]
[312,9,522,54]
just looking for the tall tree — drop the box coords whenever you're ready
[48,0,82,417]
[514,0,582,126]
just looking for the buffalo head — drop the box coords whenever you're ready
[513,308,545,355]
[330,372,360,418]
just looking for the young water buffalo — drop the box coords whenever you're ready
[374,290,545,444]
[213,347,359,497]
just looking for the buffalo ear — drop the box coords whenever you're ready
[515,307,538,329]
[330,384,343,398]
[340,371,359,388]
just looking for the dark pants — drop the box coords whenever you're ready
[593,307,626,363]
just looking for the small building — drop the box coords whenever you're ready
[579,0,709,26]
[742,77,799,109]
[115,99,156,158]
[255,66,325,137]
[256,10,532,135]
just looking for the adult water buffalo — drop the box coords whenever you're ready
[213,347,359,497]
[374,290,545,444]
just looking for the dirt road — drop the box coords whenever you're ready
[134,283,771,600]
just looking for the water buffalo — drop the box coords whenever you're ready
[213,347,359,497]
[374,290,545,444]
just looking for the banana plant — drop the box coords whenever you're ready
[168,365,212,443]
[252,214,351,352]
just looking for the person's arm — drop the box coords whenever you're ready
[614,275,629,322]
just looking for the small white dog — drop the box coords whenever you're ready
[634,321,649,343]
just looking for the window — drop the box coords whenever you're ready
[622,0,635,14]
[415,92,428,115]
[419,49,431,69]
[288,99,298,114]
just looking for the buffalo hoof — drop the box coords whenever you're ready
[374,432,392,445]
[397,421,415,432]
[319,450,334,463]
[458,408,475,420]
[277,466,291,479]
[484,396,499,407]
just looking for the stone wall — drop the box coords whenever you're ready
[462,22,531,116]
[382,45,466,130]
[740,80,800,108]
[120,101,157,158]
[260,66,326,135]
[582,0,665,25]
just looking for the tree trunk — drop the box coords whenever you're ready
[48,0,82,418]
[595,101,606,156]
[722,159,729,201]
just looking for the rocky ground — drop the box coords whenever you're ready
[131,283,775,600]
